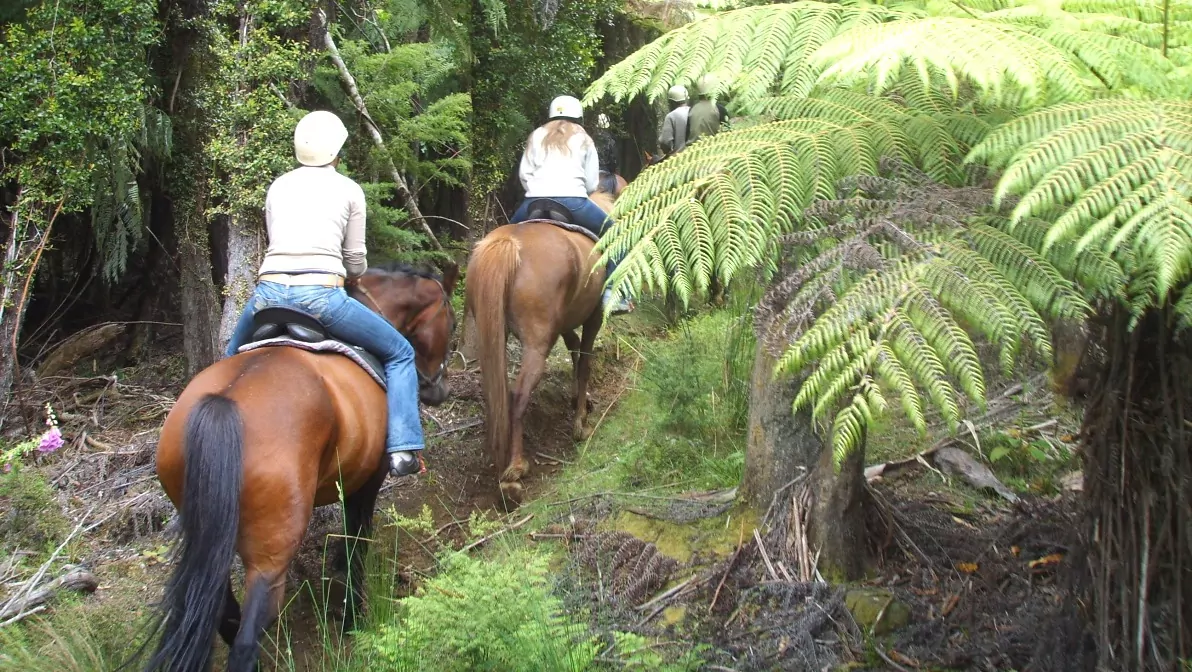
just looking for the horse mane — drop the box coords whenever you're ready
[364,261,442,282]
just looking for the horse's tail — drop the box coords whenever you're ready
[468,234,520,469]
[144,394,243,672]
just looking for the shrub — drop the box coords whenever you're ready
[354,549,598,671]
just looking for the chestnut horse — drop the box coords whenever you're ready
[465,181,623,505]
[141,265,457,672]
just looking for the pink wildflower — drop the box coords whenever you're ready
[37,427,64,453]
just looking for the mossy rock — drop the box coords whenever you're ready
[844,588,911,635]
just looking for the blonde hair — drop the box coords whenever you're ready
[535,119,588,156]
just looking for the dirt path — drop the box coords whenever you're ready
[273,338,626,669]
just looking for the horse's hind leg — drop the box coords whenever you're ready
[218,578,242,648]
[502,343,549,505]
[339,460,387,631]
[562,330,593,414]
[573,310,604,440]
[226,572,283,672]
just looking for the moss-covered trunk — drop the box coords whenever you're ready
[741,340,869,580]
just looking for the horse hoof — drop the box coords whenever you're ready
[500,480,525,507]
[572,423,592,441]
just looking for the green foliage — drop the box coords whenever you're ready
[0,600,147,672]
[759,165,1088,462]
[0,0,159,284]
[195,0,311,222]
[589,0,1188,467]
[0,468,67,558]
[354,549,599,671]
[314,36,471,191]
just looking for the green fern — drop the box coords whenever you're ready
[970,99,1192,314]
[582,2,902,107]
[811,16,1170,107]
[596,91,982,309]
[760,166,1088,463]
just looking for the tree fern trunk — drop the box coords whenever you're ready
[741,339,869,580]
[1083,304,1191,670]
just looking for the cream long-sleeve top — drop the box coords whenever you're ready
[518,126,600,199]
[257,165,368,279]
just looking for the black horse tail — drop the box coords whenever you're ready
[143,394,243,672]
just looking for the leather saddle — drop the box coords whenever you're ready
[521,199,599,243]
[243,306,385,383]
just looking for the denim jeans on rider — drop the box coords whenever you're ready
[510,196,621,274]
[224,280,425,454]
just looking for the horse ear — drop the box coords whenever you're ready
[440,261,460,295]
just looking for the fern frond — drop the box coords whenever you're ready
[582,2,897,106]
[598,116,913,309]
[971,99,1192,306]
[812,16,1156,108]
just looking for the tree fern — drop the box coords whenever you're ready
[969,99,1192,316]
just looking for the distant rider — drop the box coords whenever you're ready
[509,95,633,314]
[658,84,690,159]
[686,74,729,145]
[223,110,424,478]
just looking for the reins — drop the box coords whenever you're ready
[353,277,452,388]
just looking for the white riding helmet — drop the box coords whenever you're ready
[548,95,584,122]
[294,110,349,166]
[596,113,610,129]
[667,84,688,102]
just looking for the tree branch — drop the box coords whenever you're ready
[317,9,441,250]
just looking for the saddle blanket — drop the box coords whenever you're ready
[237,338,387,389]
[530,220,598,243]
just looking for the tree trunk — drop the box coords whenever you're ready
[216,213,260,353]
[175,195,220,376]
[0,206,29,418]
[740,339,869,580]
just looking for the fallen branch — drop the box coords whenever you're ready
[317,10,441,250]
[0,506,92,620]
[35,323,127,378]
[428,418,482,438]
[753,528,780,582]
[460,514,533,552]
[0,567,98,626]
[710,523,747,613]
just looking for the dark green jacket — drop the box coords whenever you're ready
[686,100,727,145]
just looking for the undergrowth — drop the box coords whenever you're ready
[550,301,756,501]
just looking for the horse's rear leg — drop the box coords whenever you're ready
[227,571,285,672]
[228,500,310,671]
[502,344,549,505]
[573,311,604,441]
[339,460,387,631]
[562,330,594,415]
[218,578,242,648]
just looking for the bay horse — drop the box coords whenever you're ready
[141,264,457,672]
[465,179,624,505]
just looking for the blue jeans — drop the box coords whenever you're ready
[511,196,621,274]
[225,281,424,454]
